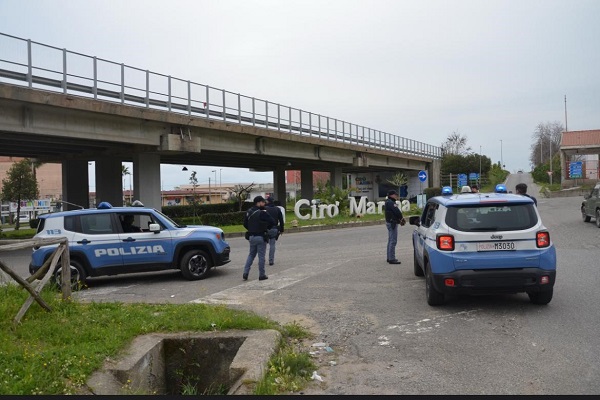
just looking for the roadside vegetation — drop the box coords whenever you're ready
[0,284,316,395]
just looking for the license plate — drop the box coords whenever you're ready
[477,241,516,251]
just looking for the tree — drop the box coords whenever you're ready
[1,159,39,230]
[231,183,256,211]
[189,171,200,223]
[529,121,563,168]
[122,164,131,205]
[441,131,472,156]
[386,172,408,196]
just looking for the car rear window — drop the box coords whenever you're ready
[445,203,538,232]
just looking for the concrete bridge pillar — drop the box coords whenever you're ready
[273,166,287,204]
[62,160,89,210]
[429,159,441,188]
[301,169,314,200]
[330,167,343,189]
[95,157,123,207]
[133,153,161,210]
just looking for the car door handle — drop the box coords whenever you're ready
[76,239,91,244]
[122,237,136,242]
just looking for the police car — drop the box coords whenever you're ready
[409,184,556,306]
[29,201,230,288]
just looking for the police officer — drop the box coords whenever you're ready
[385,190,405,264]
[242,196,276,281]
[515,183,537,206]
[265,197,285,266]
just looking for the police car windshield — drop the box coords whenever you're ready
[446,203,538,232]
[153,209,184,228]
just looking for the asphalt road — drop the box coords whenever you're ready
[2,174,599,394]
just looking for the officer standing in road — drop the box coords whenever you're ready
[385,190,405,264]
[242,196,276,281]
[515,183,537,206]
[265,197,285,266]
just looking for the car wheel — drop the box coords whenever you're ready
[528,289,553,305]
[596,209,600,228]
[582,207,591,222]
[413,250,424,277]
[54,259,87,291]
[425,261,445,306]
[180,250,212,280]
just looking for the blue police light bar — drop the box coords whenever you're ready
[442,186,453,195]
[97,202,113,209]
[495,184,508,193]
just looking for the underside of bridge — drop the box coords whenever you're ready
[0,83,441,209]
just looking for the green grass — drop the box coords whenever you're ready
[0,285,314,395]
[0,228,37,240]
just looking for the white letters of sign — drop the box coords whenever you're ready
[294,196,409,220]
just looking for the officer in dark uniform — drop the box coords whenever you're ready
[265,197,285,266]
[242,196,276,281]
[384,190,405,264]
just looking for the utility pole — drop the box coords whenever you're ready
[479,145,482,187]
[208,177,211,204]
[500,140,504,169]
[564,95,568,132]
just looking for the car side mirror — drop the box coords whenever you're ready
[409,216,421,227]
[149,223,161,233]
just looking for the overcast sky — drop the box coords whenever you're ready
[2,0,599,189]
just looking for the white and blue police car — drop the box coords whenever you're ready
[29,201,230,289]
[409,184,556,306]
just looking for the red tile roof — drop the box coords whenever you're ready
[561,130,600,147]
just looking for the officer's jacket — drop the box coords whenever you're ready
[265,205,285,232]
[384,197,403,223]
[244,206,276,234]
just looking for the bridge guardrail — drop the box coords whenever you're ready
[0,32,441,159]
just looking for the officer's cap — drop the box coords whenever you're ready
[253,195,266,204]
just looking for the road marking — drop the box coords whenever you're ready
[386,309,481,335]
[190,259,350,305]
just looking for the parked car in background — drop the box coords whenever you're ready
[18,214,30,223]
[581,183,600,227]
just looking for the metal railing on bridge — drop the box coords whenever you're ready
[0,32,442,159]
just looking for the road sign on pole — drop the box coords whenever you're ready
[418,170,427,182]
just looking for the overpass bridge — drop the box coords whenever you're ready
[0,32,442,209]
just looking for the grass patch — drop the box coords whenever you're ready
[0,285,315,395]
[0,228,36,240]
[254,322,316,395]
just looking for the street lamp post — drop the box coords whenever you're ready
[500,140,504,169]
[208,177,211,204]
[212,170,217,202]
[479,145,482,187]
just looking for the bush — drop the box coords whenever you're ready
[424,187,442,198]
[174,211,246,227]
[29,218,39,229]
[162,202,252,219]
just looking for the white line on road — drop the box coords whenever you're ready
[190,258,351,305]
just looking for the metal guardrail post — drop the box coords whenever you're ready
[299,111,302,134]
[277,104,280,130]
[265,101,269,128]
[206,85,210,119]
[222,89,226,121]
[62,49,67,94]
[252,97,255,126]
[318,115,321,139]
[187,81,191,115]
[288,108,292,133]
[120,63,125,104]
[145,70,150,108]
[27,39,32,88]
[238,94,241,123]
[167,76,171,111]
[92,56,97,99]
